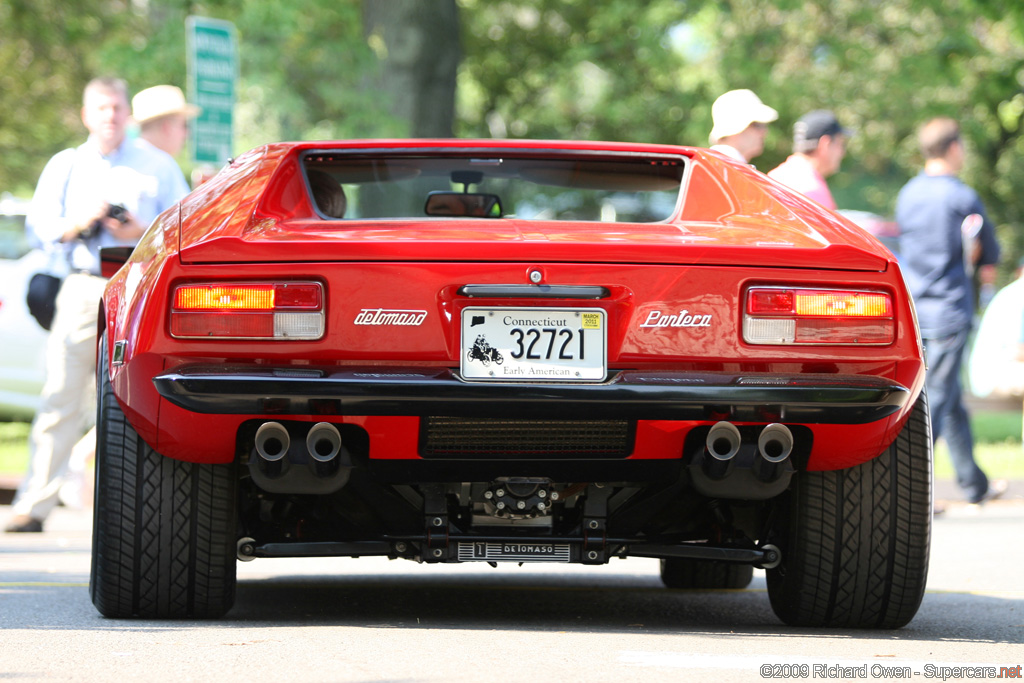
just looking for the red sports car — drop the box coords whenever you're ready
[91,139,930,626]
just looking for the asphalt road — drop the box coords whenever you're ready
[1,498,1022,682]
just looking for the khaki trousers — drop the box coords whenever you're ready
[12,273,106,520]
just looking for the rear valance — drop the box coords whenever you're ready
[154,366,908,424]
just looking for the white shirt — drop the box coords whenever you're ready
[26,135,189,274]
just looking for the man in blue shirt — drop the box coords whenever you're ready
[5,77,190,532]
[896,117,1006,506]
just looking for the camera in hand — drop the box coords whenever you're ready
[82,203,129,239]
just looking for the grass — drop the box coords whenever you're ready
[934,440,1024,480]
[933,408,1024,480]
[940,407,1024,478]
[2,412,1023,480]
[967,409,1022,444]
[0,420,30,475]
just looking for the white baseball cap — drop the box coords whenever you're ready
[132,85,201,124]
[709,89,778,143]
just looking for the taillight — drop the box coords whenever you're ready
[744,287,894,345]
[170,282,324,339]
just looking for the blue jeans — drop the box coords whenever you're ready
[924,329,989,502]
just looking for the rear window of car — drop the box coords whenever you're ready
[302,152,686,223]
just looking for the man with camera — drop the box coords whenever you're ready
[5,77,189,533]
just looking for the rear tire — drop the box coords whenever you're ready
[660,558,754,589]
[90,333,238,618]
[766,393,931,628]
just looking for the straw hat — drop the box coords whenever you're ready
[132,85,201,124]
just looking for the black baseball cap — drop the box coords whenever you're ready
[793,110,853,144]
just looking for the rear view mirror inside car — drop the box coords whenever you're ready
[424,191,502,218]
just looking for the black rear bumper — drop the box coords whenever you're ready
[153,366,908,424]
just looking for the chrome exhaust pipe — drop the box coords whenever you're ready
[706,421,742,461]
[306,422,342,463]
[757,423,793,463]
[703,421,741,480]
[255,421,291,461]
[754,423,793,483]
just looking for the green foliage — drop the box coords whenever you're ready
[458,1,695,143]
[969,408,1023,445]
[231,0,404,147]
[934,440,1024,481]
[459,0,1024,282]
[0,0,126,195]
[0,421,30,475]
[0,0,401,192]
[2,0,1023,280]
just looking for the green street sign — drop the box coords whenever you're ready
[187,16,238,165]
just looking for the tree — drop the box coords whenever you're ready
[0,0,460,192]
[3,0,1023,280]
[458,0,694,143]
[457,0,1024,279]
[0,0,130,194]
[364,0,461,138]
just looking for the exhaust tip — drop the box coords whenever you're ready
[306,422,342,463]
[255,421,291,461]
[758,423,793,463]
[705,421,742,461]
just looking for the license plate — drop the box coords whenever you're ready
[460,307,606,381]
[457,542,571,563]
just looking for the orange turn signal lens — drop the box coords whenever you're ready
[744,287,894,345]
[170,282,324,339]
[174,284,276,311]
[793,290,892,317]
